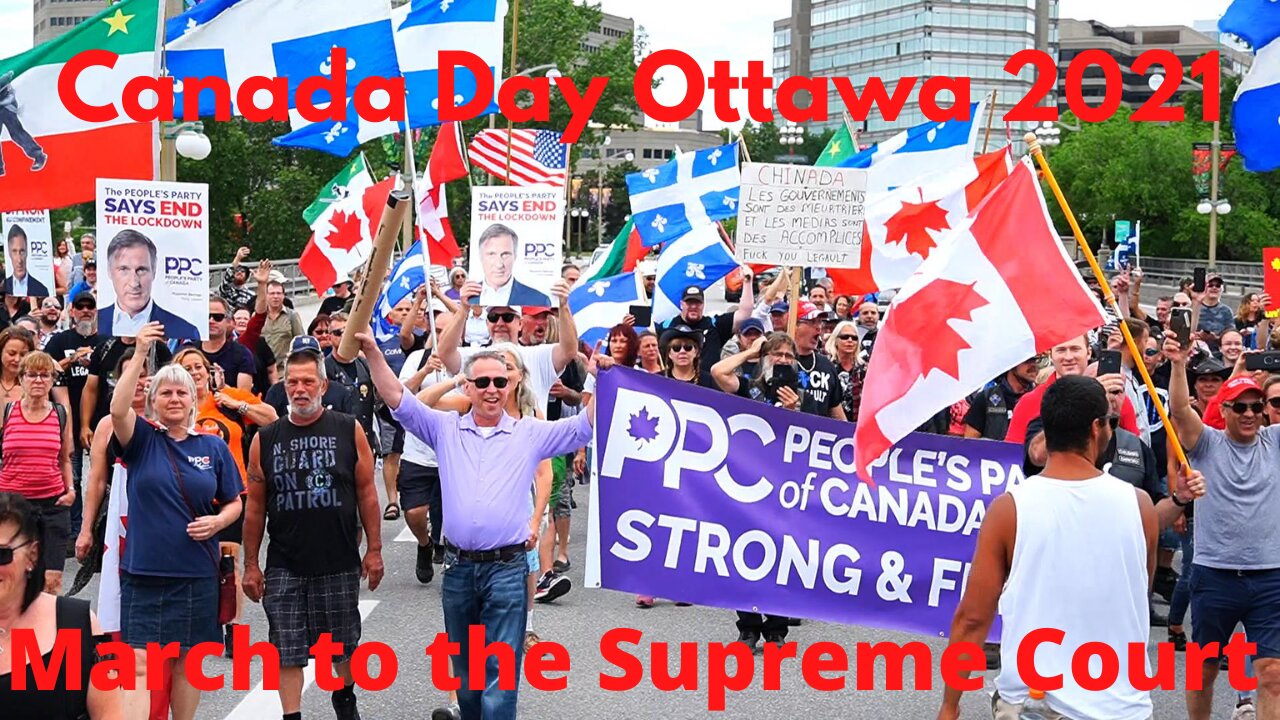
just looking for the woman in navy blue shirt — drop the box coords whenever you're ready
[110,322,242,720]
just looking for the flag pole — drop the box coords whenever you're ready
[336,181,412,363]
[504,0,522,184]
[1024,132,1191,472]
[981,89,998,154]
[400,116,418,256]
[842,111,860,153]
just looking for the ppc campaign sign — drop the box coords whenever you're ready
[95,179,209,341]
[469,186,564,308]
[588,367,1024,638]
[736,163,867,268]
[1,210,56,298]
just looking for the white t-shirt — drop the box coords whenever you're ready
[458,343,560,418]
[398,348,449,468]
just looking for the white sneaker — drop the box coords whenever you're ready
[1233,701,1256,720]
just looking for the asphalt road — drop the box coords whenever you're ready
[63,474,1245,719]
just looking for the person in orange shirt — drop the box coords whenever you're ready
[172,347,277,657]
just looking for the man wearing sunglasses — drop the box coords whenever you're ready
[963,357,1039,441]
[1165,333,1280,720]
[357,331,597,720]
[182,297,255,392]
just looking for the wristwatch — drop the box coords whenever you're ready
[1171,492,1192,508]
[238,402,249,415]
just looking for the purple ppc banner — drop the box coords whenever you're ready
[588,367,1025,639]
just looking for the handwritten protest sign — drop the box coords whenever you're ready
[1,210,55,297]
[96,179,209,341]
[469,186,564,308]
[587,367,1023,639]
[735,163,868,268]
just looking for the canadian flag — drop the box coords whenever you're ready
[415,121,469,266]
[299,178,395,295]
[853,158,1106,482]
[828,147,1013,297]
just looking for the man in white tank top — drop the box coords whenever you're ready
[937,375,1201,720]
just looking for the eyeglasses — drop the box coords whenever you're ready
[73,303,94,311]
[837,334,858,341]
[1144,348,1161,357]
[669,342,697,353]
[0,539,33,566]
[22,372,52,381]
[488,312,517,324]
[329,329,344,337]
[770,352,796,362]
[209,313,227,322]
[1268,397,1280,409]
[1230,401,1265,415]
[470,375,510,389]
[313,329,331,336]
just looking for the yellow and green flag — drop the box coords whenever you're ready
[815,122,857,167]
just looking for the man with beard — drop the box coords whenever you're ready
[36,296,62,348]
[937,375,1198,720]
[655,277,755,375]
[243,336,384,720]
[1165,333,1280,720]
[47,291,100,532]
[963,358,1039,441]
[791,301,846,420]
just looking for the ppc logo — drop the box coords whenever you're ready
[523,243,556,259]
[165,257,205,277]
[598,386,776,504]
[30,241,49,255]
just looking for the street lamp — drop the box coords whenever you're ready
[160,120,212,179]
[570,207,588,253]
[780,123,805,161]
[1033,120,1061,147]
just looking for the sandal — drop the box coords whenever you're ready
[383,503,401,521]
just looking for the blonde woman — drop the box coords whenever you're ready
[825,320,866,422]
[110,323,242,720]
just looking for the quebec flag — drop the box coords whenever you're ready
[384,240,427,308]
[568,272,642,348]
[839,99,987,192]
[652,224,739,325]
[273,0,506,155]
[164,0,401,128]
[627,143,740,248]
[1221,0,1280,171]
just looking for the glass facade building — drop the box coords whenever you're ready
[774,0,1059,143]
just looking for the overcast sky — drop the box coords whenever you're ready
[0,0,1238,125]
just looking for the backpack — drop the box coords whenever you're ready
[0,400,69,461]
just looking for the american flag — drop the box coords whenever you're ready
[468,129,568,187]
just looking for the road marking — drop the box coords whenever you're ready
[223,600,379,720]
[394,526,415,543]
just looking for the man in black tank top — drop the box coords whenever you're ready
[241,339,385,720]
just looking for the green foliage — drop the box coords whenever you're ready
[722,121,836,165]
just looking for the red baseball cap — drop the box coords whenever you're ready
[1220,376,1264,403]
[796,301,831,322]
[521,306,554,317]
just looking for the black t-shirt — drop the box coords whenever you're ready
[795,352,842,417]
[963,378,1032,440]
[250,338,276,397]
[86,339,172,428]
[259,411,362,576]
[659,313,736,374]
[324,355,376,443]
[547,359,585,422]
[265,380,353,419]
[46,330,100,439]
[833,359,865,422]
[318,295,351,318]
[185,339,257,389]
[664,370,721,391]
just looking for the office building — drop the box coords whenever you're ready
[1057,19,1251,113]
[585,12,635,54]
[773,0,1059,144]
[33,0,107,45]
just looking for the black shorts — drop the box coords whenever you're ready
[217,499,246,544]
[262,566,362,667]
[398,460,440,511]
[31,497,70,573]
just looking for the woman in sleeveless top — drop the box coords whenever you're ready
[0,492,122,719]
[0,351,74,594]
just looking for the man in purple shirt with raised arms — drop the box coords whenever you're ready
[354,330,597,720]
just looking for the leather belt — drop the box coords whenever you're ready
[443,541,526,563]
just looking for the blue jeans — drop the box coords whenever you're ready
[1170,519,1194,626]
[442,551,529,720]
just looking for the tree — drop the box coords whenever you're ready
[602,158,639,240]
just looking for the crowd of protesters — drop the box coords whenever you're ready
[0,230,1277,720]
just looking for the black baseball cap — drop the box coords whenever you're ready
[681,286,705,303]
[71,291,95,309]
[288,335,323,358]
